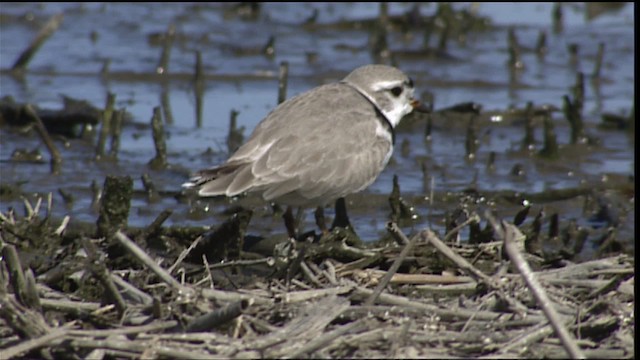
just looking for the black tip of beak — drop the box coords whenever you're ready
[411,99,432,114]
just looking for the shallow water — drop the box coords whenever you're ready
[0,3,634,250]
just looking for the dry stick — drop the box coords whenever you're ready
[263,295,350,357]
[67,321,178,337]
[24,104,62,166]
[40,298,101,313]
[11,13,64,72]
[184,299,252,332]
[386,221,410,245]
[277,286,354,304]
[364,227,425,306]
[425,229,494,285]
[82,238,127,316]
[0,323,70,359]
[114,230,186,292]
[207,257,275,270]
[300,261,323,288]
[168,235,203,275]
[487,215,586,359]
[496,322,554,356]
[443,213,481,243]
[111,236,270,305]
[284,319,367,359]
[110,274,153,306]
[69,338,225,360]
[354,287,546,324]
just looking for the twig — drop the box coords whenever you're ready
[277,286,353,304]
[386,221,410,245]
[0,323,72,359]
[68,338,225,360]
[424,229,495,285]
[487,214,585,359]
[82,238,127,316]
[114,230,187,294]
[11,13,64,72]
[110,273,153,306]
[207,257,275,270]
[300,261,323,288]
[353,287,546,324]
[443,213,481,242]
[284,319,367,359]
[184,299,251,333]
[24,104,62,166]
[364,227,424,306]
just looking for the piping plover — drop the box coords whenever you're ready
[183,64,424,238]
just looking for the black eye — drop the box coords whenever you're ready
[390,86,403,97]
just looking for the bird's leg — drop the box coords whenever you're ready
[331,197,353,231]
[283,206,297,239]
[314,206,328,236]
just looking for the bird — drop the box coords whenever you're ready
[183,64,425,239]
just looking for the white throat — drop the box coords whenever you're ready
[380,101,411,128]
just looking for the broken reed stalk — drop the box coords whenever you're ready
[138,208,172,241]
[141,173,161,202]
[149,106,168,169]
[522,101,536,149]
[388,175,402,224]
[96,92,116,159]
[535,30,547,58]
[108,108,125,159]
[507,27,523,69]
[465,114,478,160]
[364,227,424,306]
[11,13,64,72]
[277,61,289,104]
[552,2,563,34]
[24,104,62,167]
[538,112,559,158]
[156,24,176,74]
[96,175,133,239]
[160,87,174,125]
[226,109,243,154]
[194,51,205,127]
[487,215,586,359]
[591,42,605,79]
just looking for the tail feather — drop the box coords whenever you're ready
[182,162,244,194]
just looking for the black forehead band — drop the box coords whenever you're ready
[406,78,414,88]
